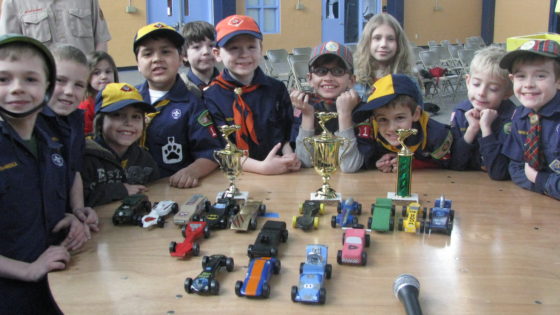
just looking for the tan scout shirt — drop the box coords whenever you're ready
[0,0,111,54]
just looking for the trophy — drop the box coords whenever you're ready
[303,112,348,202]
[213,125,249,203]
[387,129,419,203]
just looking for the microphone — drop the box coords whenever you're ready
[393,274,423,315]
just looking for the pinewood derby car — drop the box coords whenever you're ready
[367,197,395,232]
[247,220,288,258]
[169,221,210,258]
[173,194,210,225]
[235,257,281,298]
[231,200,266,231]
[398,202,427,233]
[291,244,332,305]
[203,196,240,229]
[425,196,455,235]
[293,200,325,230]
[141,200,178,228]
[337,228,369,266]
[184,255,234,295]
[112,194,151,226]
[331,198,361,228]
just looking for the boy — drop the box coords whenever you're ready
[450,45,515,180]
[133,22,222,188]
[291,41,363,172]
[204,15,300,175]
[41,44,99,234]
[83,82,159,207]
[500,39,560,200]
[354,74,453,171]
[0,34,85,314]
[179,21,220,98]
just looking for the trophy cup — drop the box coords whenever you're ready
[213,125,249,203]
[303,112,348,202]
[387,128,419,203]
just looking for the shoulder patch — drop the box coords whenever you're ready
[503,122,512,135]
[197,110,214,127]
[431,131,453,160]
[549,159,560,174]
[357,123,372,139]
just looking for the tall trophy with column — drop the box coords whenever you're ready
[213,125,249,203]
[387,128,419,203]
[303,112,348,202]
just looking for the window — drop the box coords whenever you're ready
[246,0,279,34]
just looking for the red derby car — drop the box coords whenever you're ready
[169,221,211,258]
[337,228,370,266]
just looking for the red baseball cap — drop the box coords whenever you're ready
[215,15,262,47]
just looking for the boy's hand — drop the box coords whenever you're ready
[123,183,148,195]
[463,109,481,144]
[336,89,360,115]
[259,143,301,175]
[375,153,397,173]
[479,109,498,137]
[290,90,314,115]
[524,163,538,183]
[53,214,89,251]
[169,168,199,188]
[27,246,70,282]
[73,207,100,233]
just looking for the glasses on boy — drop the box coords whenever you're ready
[310,66,349,77]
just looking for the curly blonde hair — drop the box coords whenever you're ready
[354,13,414,85]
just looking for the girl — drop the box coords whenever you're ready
[78,51,119,135]
[353,13,416,99]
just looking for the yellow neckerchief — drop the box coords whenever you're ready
[140,99,170,148]
[372,111,430,153]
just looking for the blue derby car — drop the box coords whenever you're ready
[291,244,332,305]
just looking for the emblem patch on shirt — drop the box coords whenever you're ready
[171,109,182,120]
[197,110,213,127]
[51,153,64,167]
[549,159,560,174]
[431,132,453,160]
[162,137,183,164]
[357,123,372,139]
[503,122,512,135]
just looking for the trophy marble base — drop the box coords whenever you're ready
[216,191,249,206]
[387,192,419,204]
[310,192,342,205]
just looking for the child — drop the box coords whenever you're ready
[0,34,86,314]
[42,44,99,234]
[133,22,222,188]
[353,13,416,99]
[204,15,301,175]
[500,39,560,200]
[291,41,363,172]
[354,74,453,171]
[450,45,515,180]
[78,51,119,135]
[179,21,219,98]
[82,82,159,206]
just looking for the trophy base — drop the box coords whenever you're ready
[216,191,249,206]
[387,192,419,204]
[310,192,342,205]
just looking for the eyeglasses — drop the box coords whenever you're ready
[310,66,348,77]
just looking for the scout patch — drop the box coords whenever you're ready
[162,137,183,164]
[430,132,453,160]
[356,122,372,139]
[171,108,182,120]
[503,122,512,135]
[197,110,213,126]
[51,153,64,167]
[549,159,560,174]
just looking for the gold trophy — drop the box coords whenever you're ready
[213,125,249,203]
[387,129,419,203]
[303,112,348,202]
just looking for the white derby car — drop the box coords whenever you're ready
[141,200,179,228]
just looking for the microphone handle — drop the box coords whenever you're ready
[399,286,423,315]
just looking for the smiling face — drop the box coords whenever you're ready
[102,106,145,157]
[369,23,397,66]
[214,35,261,85]
[466,70,511,112]
[137,37,182,91]
[185,37,216,76]
[510,58,560,112]
[308,59,354,99]
[49,59,88,116]
[373,100,420,147]
[0,54,48,117]
[90,59,116,92]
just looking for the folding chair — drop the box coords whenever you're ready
[287,54,312,92]
[419,50,458,99]
[427,40,439,48]
[265,49,291,85]
[292,47,312,57]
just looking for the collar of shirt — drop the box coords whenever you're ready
[519,91,560,119]
[137,75,194,104]
[222,66,271,87]
[187,67,219,87]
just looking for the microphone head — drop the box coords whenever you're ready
[393,274,420,298]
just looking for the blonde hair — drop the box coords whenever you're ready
[355,13,414,85]
[469,45,512,91]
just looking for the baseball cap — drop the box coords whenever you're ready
[0,34,56,100]
[308,41,354,71]
[500,39,560,72]
[358,74,422,113]
[215,15,262,47]
[133,22,185,53]
[95,83,155,115]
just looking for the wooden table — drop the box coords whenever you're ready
[50,169,560,314]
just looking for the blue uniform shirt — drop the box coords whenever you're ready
[0,118,67,314]
[138,75,222,178]
[502,91,560,200]
[204,67,293,161]
[450,99,516,180]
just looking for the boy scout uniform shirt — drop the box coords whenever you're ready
[138,75,221,178]
[0,119,67,314]
[450,99,516,180]
[356,112,453,170]
[204,67,293,161]
[0,0,111,54]
[502,91,560,200]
